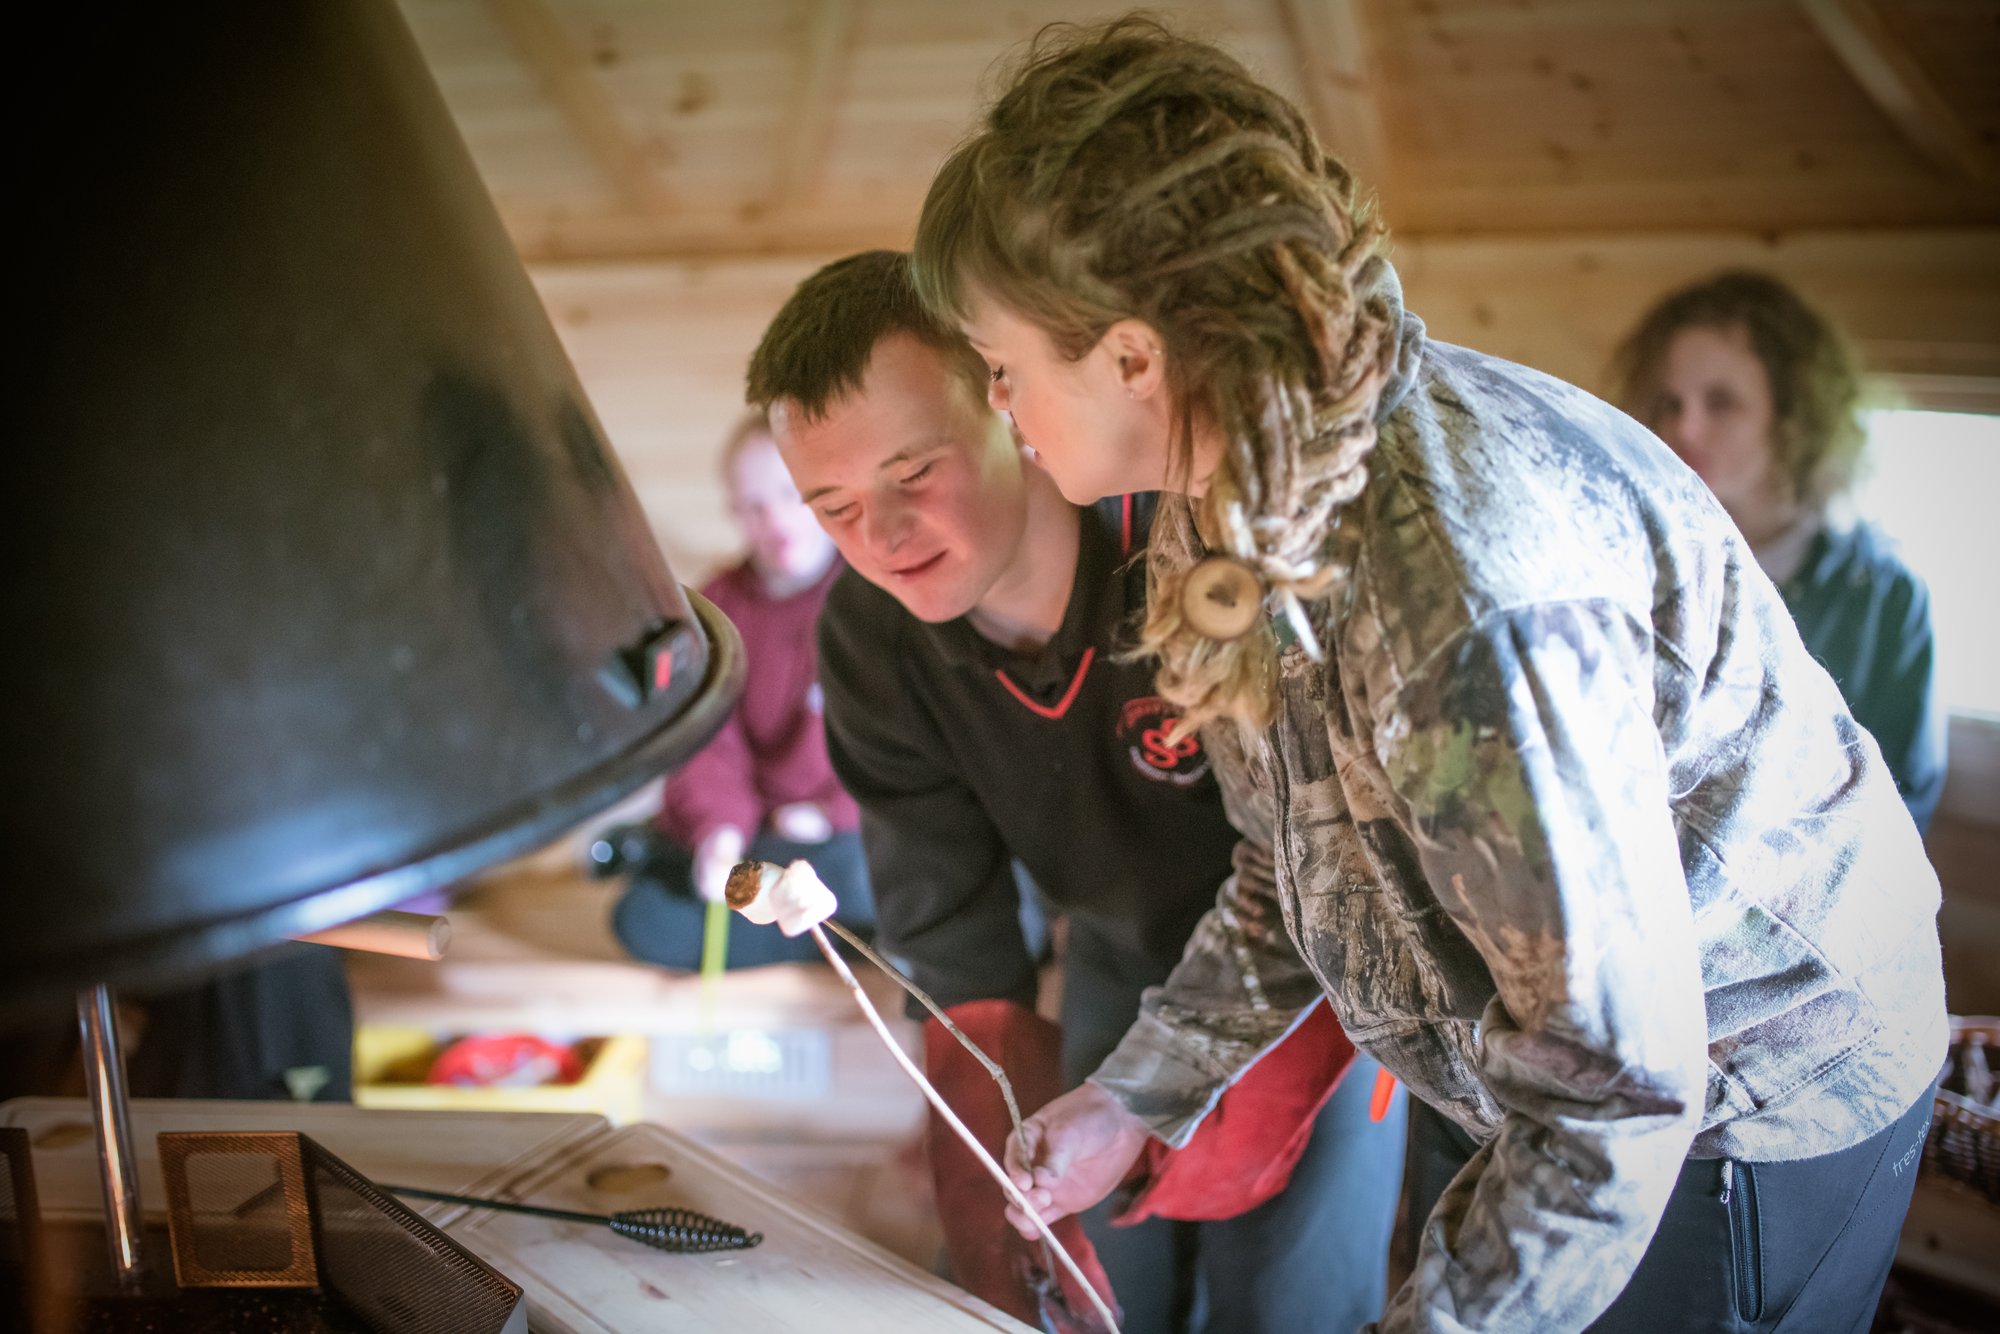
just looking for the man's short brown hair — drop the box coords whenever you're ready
[745,250,990,422]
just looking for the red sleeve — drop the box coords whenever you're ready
[818,782,860,834]
[656,708,760,849]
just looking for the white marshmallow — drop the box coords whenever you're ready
[727,859,838,936]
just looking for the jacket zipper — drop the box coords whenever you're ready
[1721,1160,1764,1322]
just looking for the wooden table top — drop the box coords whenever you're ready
[1,1096,605,1229]
[2,1097,1032,1334]
[453,1120,1032,1333]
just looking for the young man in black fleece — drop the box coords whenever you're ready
[743,250,1403,1334]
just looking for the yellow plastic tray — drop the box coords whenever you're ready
[353,1026,646,1125]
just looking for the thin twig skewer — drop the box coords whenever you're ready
[821,918,1024,1129]
[806,921,1120,1334]
[823,920,1077,1302]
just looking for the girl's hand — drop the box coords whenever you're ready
[692,826,747,902]
[771,800,834,843]
[1001,1082,1150,1236]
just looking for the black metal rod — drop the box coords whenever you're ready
[382,1184,609,1226]
[77,984,143,1289]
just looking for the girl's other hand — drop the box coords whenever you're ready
[1001,1081,1151,1236]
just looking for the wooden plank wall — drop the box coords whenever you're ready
[530,256,825,582]
[1934,717,2000,1015]
[532,226,2000,580]
[1393,227,2000,412]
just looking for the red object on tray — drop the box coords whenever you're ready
[426,1034,584,1088]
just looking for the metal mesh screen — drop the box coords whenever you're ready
[303,1140,525,1334]
[156,1131,525,1334]
[160,1132,316,1288]
[187,1150,294,1275]
[0,1127,43,1329]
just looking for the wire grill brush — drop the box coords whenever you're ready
[384,1184,764,1253]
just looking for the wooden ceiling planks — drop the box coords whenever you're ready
[812,0,1309,237]
[1372,0,1997,233]
[405,0,1341,259]
[1879,0,2000,150]
[1803,0,1994,183]
[485,0,679,214]
[395,0,2000,259]
[401,0,617,211]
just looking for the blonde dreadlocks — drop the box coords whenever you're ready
[913,16,1398,730]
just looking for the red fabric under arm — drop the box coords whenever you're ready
[1112,999,1357,1225]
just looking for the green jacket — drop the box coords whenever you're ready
[1777,515,1946,832]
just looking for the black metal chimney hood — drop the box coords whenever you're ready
[4,1,744,1009]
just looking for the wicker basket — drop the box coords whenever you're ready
[1922,1016,2000,1204]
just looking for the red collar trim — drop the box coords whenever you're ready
[993,646,1096,720]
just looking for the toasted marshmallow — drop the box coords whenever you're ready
[724,859,838,936]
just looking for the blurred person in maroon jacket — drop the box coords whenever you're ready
[606,413,876,968]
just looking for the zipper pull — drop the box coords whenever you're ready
[1719,1160,1733,1206]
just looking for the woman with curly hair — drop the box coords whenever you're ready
[1614,272,1945,831]
[912,18,1943,1333]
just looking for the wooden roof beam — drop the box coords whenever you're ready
[1275,0,1392,207]
[484,0,674,214]
[765,0,858,211]
[1799,0,1993,183]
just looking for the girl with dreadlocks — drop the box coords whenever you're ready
[912,18,1943,1333]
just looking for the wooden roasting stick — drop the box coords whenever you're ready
[725,859,1122,1334]
[291,909,450,960]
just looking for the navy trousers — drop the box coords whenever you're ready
[1061,920,1406,1334]
[1405,1088,1933,1332]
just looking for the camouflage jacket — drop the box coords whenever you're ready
[1090,289,1946,1333]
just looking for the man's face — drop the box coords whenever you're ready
[771,333,1028,623]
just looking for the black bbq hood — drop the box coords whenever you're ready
[2,1,744,1010]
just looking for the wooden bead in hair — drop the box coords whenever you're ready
[1180,554,1266,641]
